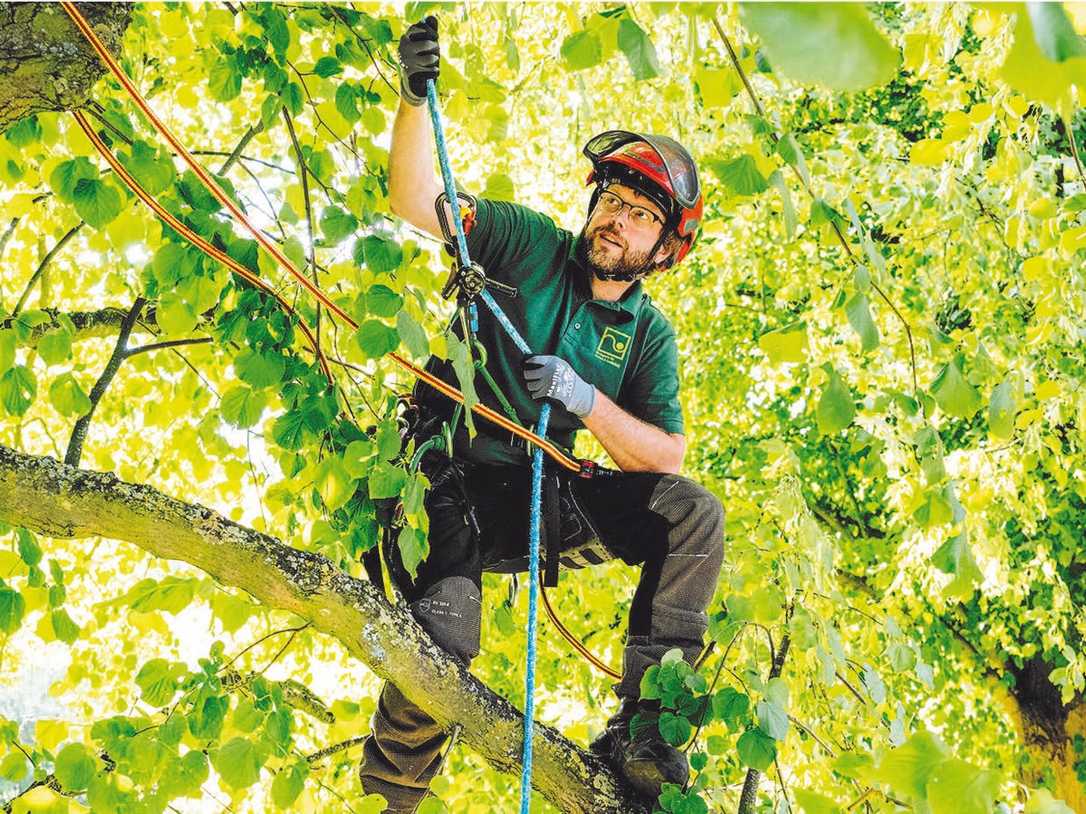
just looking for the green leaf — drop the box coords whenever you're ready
[658,711,692,746]
[4,114,41,147]
[756,699,789,740]
[618,18,661,80]
[872,730,949,801]
[1000,11,1086,111]
[261,7,290,55]
[988,380,1015,440]
[221,386,268,429]
[135,658,183,707]
[0,328,15,371]
[55,742,96,792]
[375,420,402,461]
[50,157,98,203]
[758,322,807,364]
[931,358,982,419]
[272,761,308,808]
[737,728,777,771]
[17,528,41,566]
[484,172,515,202]
[37,327,72,365]
[396,310,430,360]
[355,320,399,360]
[365,285,404,318]
[272,410,308,451]
[740,3,899,91]
[816,364,855,435]
[121,141,176,195]
[320,205,358,244]
[369,461,406,500]
[121,577,197,615]
[396,526,428,580]
[211,737,266,790]
[188,694,228,740]
[316,456,356,512]
[235,350,286,389]
[209,56,242,102]
[794,789,842,814]
[160,750,208,799]
[711,687,750,729]
[560,30,603,71]
[711,155,769,196]
[335,84,360,123]
[72,178,122,229]
[49,608,79,644]
[281,82,304,116]
[0,751,28,782]
[1,365,36,416]
[845,292,879,353]
[1028,3,1086,62]
[0,583,26,633]
[313,56,343,78]
[355,235,403,273]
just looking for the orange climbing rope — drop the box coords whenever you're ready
[62,1,626,677]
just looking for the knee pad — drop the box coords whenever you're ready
[410,576,481,664]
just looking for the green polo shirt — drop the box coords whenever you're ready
[417,197,684,466]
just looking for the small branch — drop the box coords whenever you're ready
[218,121,265,175]
[12,223,83,316]
[258,620,307,675]
[328,5,398,94]
[305,735,367,764]
[220,623,309,673]
[85,102,134,146]
[282,107,321,359]
[1065,115,1086,190]
[737,636,791,814]
[190,151,294,174]
[64,297,146,467]
[123,337,213,358]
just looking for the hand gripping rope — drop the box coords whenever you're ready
[425,78,545,814]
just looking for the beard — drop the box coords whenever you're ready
[577,223,656,281]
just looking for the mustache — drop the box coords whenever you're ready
[592,228,626,249]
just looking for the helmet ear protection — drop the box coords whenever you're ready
[582,130,704,270]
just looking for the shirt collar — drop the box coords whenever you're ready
[569,234,647,319]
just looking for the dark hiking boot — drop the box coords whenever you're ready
[589,698,689,799]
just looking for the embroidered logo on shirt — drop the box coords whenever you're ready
[595,326,632,368]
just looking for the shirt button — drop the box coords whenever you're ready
[574,322,581,329]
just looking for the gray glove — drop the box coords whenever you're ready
[522,355,596,419]
[398,16,439,106]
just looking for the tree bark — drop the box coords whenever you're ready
[1013,657,1085,813]
[0,3,131,132]
[0,445,649,814]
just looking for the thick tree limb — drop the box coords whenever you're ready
[1,306,157,345]
[0,3,131,131]
[0,446,649,813]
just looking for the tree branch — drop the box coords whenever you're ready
[282,108,321,358]
[64,297,146,467]
[12,222,84,316]
[218,121,265,175]
[0,446,651,813]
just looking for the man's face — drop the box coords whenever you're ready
[580,183,668,279]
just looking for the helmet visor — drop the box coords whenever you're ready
[584,130,700,209]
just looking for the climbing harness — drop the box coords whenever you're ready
[58,3,634,804]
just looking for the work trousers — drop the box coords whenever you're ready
[358,459,725,811]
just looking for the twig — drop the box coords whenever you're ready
[13,223,84,316]
[328,5,398,93]
[218,121,265,174]
[737,635,791,814]
[220,623,309,673]
[282,107,322,359]
[85,102,134,146]
[305,735,368,764]
[64,297,146,467]
[123,337,213,357]
[1065,115,1086,190]
[190,151,294,174]
[259,619,307,674]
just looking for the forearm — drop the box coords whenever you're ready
[388,97,442,221]
[581,390,685,474]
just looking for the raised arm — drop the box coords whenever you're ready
[389,17,446,240]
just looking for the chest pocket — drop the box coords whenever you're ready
[556,304,639,402]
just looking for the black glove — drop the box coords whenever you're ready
[398,15,439,106]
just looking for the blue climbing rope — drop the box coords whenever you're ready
[426,78,547,814]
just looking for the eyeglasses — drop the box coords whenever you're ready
[596,190,663,229]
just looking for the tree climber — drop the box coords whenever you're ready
[357,16,725,812]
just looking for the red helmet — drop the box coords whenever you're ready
[583,130,703,269]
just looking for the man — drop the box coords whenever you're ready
[358,16,725,812]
